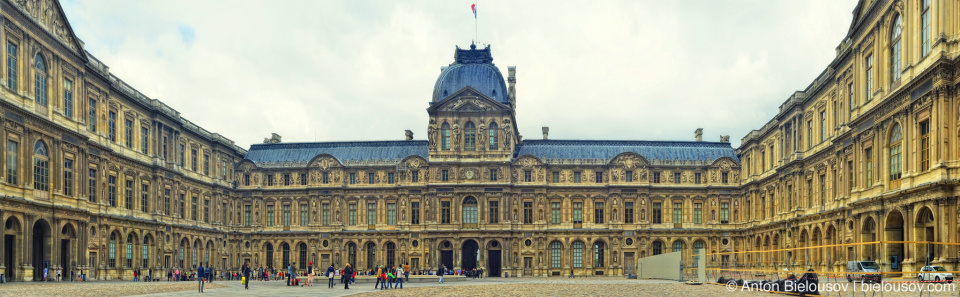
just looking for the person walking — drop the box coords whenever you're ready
[175,267,180,282]
[326,264,335,288]
[374,265,383,289]
[243,263,252,290]
[307,262,314,286]
[395,265,404,289]
[438,265,445,283]
[197,263,206,293]
[343,264,353,290]
[404,263,409,282]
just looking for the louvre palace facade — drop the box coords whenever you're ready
[1,0,959,282]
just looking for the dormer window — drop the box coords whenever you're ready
[464,121,476,151]
[441,123,451,150]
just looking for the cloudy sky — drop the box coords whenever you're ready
[59,0,857,149]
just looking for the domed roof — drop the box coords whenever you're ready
[432,44,509,104]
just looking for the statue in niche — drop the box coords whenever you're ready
[453,123,461,150]
[428,123,437,148]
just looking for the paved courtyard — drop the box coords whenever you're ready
[1,277,958,296]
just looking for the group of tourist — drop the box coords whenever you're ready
[37,267,88,282]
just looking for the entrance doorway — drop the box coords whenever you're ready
[461,240,479,270]
[523,257,532,276]
[4,234,15,281]
[32,220,50,281]
[441,251,453,271]
[486,240,501,277]
[884,210,904,272]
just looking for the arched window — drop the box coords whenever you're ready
[889,123,902,187]
[282,243,291,268]
[33,141,48,191]
[441,123,451,150]
[179,240,186,268]
[464,122,476,151]
[205,242,211,266]
[673,240,684,253]
[126,235,134,268]
[550,241,562,268]
[346,242,357,267]
[488,122,499,150]
[693,240,705,267]
[652,241,663,255]
[34,54,47,106]
[462,196,478,225]
[572,241,583,268]
[109,233,117,267]
[299,242,307,268]
[193,242,199,268]
[594,241,605,268]
[386,242,396,268]
[890,15,902,83]
[365,242,376,270]
[142,236,150,268]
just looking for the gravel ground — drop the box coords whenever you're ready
[0,281,228,297]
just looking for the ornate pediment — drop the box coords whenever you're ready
[10,0,85,54]
[428,86,509,113]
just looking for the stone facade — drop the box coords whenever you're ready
[0,0,958,282]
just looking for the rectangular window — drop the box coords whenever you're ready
[624,202,634,223]
[720,202,729,224]
[722,172,728,184]
[203,154,209,175]
[441,201,451,224]
[283,174,290,186]
[124,119,133,148]
[921,0,930,56]
[572,202,583,224]
[820,111,826,141]
[866,54,874,101]
[191,195,198,221]
[267,175,274,186]
[673,202,682,224]
[108,175,117,207]
[191,149,197,171]
[441,169,448,181]
[299,173,307,185]
[62,159,73,196]
[694,172,701,184]
[63,79,73,118]
[552,171,559,183]
[88,169,97,203]
[222,203,227,224]
[524,170,531,182]
[551,202,561,224]
[573,171,581,183]
[387,203,396,225]
[322,203,330,226]
[349,173,356,184]
[412,201,421,224]
[179,144,185,166]
[694,203,702,224]
[6,42,17,92]
[108,111,117,142]
[595,172,603,183]
[807,120,813,148]
[5,141,17,185]
[222,160,229,180]
[141,183,149,213]
[349,204,357,226]
[653,172,660,183]
[204,199,210,223]
[300,203,308,226]
[573,244,583,268]
[819,174,826,207]
[489,169,497,181]
[163,188,170,215]
[865,148,873,187]
[141,127,148,154]
[487,201,498,224]
[179,194,185,218]
[847,160,854,192]
[523,201,533,224]
[920,120,929,171]
[625,170,633,182]
[807,179,813,208]
[848,83,855,111]
[283,204,291,226]
[124,180,134,210]
[244,205,251,226]
[411,170,419,183]
[88,99,97,131]
[368,172,375,184]
[387,172,394,184]
[322,172,329,184]
[673,172,680,184]
[652,202,662,224]
[594,202,604,224]
[761,151,766,170]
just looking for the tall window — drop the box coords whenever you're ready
[63,159,73,196]
[349,173,356,184]
[386,203,396,225]
[652,241,662,255]
[488,122,498,150]
[919,120,929,171]
[550,241,561,268]
[124,119,133,148]
[244,205,251,226]
[487,201,498,224]
[524,170,531,182]
[300,203,308,226]
[142,236,149,268]
[819,174,826,207]
[6,42,17,92]
[807,120,813,148]
[889,124,902,187]
[693,240,704,265]
[411,201,421,224]
[6,141,17,185]
[574,171,581,183]
[190,194,197,220]
[652,202,662,224]
[163,189,170,215]
[441,169,448,182]
[109,233,117,267]
[179,194,185,218]
[141,184,149,213]
[126,236,133,267]
[108,111,117,142]
[462,197,477,225]
[673,241,683,253]
[88,169,97,203]
[673,202,682,224]
[267,205,275,227]
[523,201,533,224]
[179,144,185,166]
[191,149,198,171]
[653,172,660,183]
[819,111,826,141]
[921,0,930,56]
[673,172,680,184]
[441,123,451,150]
[203,154,210,175]
[890,15,902,84]
[108,175,117,207]
[366,203,376,225]
[141,127,148,154]
[552,171,559,183]
[349,203,357,225]
[283,204,292,226]
[594,202,604,224]
[865,147,873,187]
[33,141,48,191]
[625,170,633,182]
[88,99,97,131]
[594,241,605,267]
[694,203,702,224]
[551,202,561,224]
[572,202,583,224]
[367,172,374,184]
[411,170,419,183]
[63,79,73,118]
[624,201,634,223]
[387,172,394,184]
[572,241,583,268]
[440,201,450,224]
[597,172,605,183]
[464,122,476,150]
[322,203,330,225]
[848,82,855,111]
[34,54,47,106]
[694,172,701,184]
[489,169,497,181]
[720,202,729,224]
[865,54,874,101]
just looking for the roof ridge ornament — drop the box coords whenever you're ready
[454,43,493,64]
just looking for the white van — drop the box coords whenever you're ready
[846,261,881,283]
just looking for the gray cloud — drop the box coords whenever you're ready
[60,0,856,148]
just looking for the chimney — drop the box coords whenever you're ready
[508,66,517,106]
[405,130,414,141]
[542,127,549,140]
[695,128,703,142]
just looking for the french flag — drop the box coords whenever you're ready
[471,3,476,19]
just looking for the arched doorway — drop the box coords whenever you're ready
[915,207,935,265]
[265,243,274,269]
[386,242,396,268]
[346,242,356,267]
[486,240,501,277]
[461,239,479,270]
[861,217,877,261]
[5,217,22,281]
[365,242,376,270]
[885,210,904,272]
[439,241,453,270]
[32,219,51,281]
[60,224,75,275]
[281,243,290,268]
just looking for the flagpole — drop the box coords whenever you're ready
[475,1,478,44]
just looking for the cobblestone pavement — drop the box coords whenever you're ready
[0,280,227,297]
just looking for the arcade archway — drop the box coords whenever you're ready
[461,239,479,270]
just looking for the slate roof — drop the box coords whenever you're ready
[432,44,509,104]
[244,141,428,168]
[516,140,739,165]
